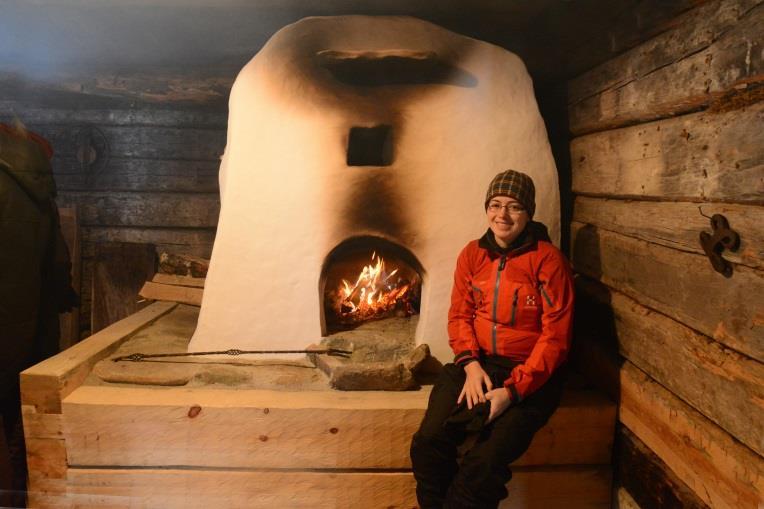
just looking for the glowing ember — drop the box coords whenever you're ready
[330,252,419,324]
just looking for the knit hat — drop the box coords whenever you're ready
[484,169,535,217]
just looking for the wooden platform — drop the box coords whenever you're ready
[21,302,615,508]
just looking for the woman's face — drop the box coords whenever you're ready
[486,196,529,248]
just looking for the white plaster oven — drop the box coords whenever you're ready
[188,15,560,362]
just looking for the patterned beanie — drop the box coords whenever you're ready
[484,169,536,217]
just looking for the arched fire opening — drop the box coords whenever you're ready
[319,236,424,336]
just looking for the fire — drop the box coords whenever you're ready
[331,252,418,323]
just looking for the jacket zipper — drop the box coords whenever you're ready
[539,283,553,307]
[491,255,506,354]
[509,287,519,326]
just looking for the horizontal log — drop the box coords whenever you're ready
[56,191,220,228]
[576,278,764,455]
[52,466,611,509]
[61,385,615,469]
[570,102,764,202]
[568,1,764,134]
[0,71,232,109]
[20,301,177,413]
[620,360,764,509]
[81,227,216,259]
[569,0,759,107]
[139,281,203,306]
[1,104,227,128]
[616,426,708,509]
[571,222,764,361]
[573,197,764,270]
[53,157,220,193]
[23,124,226,161]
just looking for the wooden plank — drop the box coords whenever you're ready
[58,206,82,349]
[569,0,760,107]
[82,227,215,259]
[62,385,614,469]
[574,197,764,269]
[613,487,642,509]
[54,466,611,509]
[25,438,67,480]
[57,191,220,228]
[619,360,764,509]
[1,105,227,128]
[151,273,205,288]
[20,301,177,413]
[21,405,63,440]
[570,102,764,203]
[29,124,225,161]
[52,157,220,193]
[576,278,764,455]
[138,280,203,306]
[616,426,708,509]
[91,242,157,333]
[568,1,764,134]
[571,222,764,361]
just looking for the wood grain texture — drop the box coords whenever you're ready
[576,279,764,455]
[570,102,764,203]
[151,273,205,288]
[616,426,708,509]
[21,405,63,440]
[138,280,203,306]
[91,242,156,333]
[25,438,67,480]
[82,227,215,259]
[573,197,764,270]
[571,222,764,361]
[57,191,220,228]
[20,301,177,413]
[619,360,764,509]
[569,0,761,107]
[58,206,82,349]
[61,385,615,469]
[38,466,611,509]
[568,1,764,134]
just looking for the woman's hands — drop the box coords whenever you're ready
[458,361,493,409]
[485,388,511,422]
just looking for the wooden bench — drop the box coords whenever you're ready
[21,302,615,508]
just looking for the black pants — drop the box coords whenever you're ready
[410,356,565,509]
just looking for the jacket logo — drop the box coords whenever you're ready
[525,295,538,307]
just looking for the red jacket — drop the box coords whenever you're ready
[448,227,574,402]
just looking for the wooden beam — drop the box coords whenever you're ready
[571,222,764,361]
[619,360,764,509]
[573,197,764,270]
[138,280,203,306]
[49,466,611,509]
[575,337,764,509]
[576,278,764,455]
[616,426,708,509]
[568,0,764,134]
[20,301,177,413]
[82,226,215,259]
[61,385,615,470]
[570,102,764,203]
[57,191,220,228]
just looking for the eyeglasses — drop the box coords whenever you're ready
[487,202,526,214]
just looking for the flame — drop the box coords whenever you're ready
[331,252,417,323]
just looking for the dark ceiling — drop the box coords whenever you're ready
[1,0,700,83]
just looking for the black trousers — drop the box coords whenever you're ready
[410,356,565,509]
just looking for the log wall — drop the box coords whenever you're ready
[567,0,764,507]
[0,75,228,337]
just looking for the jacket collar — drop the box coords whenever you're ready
[478,221,551,258]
